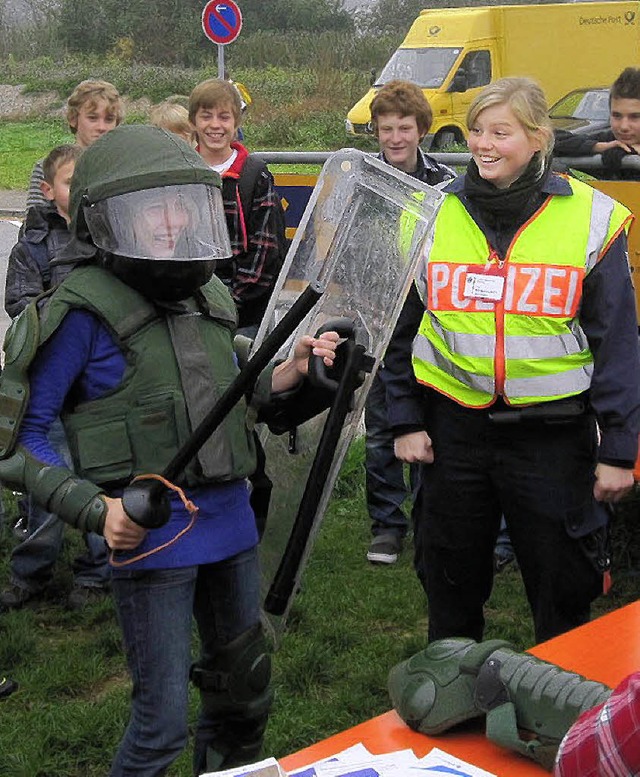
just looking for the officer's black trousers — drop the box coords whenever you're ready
[414,394,602,645]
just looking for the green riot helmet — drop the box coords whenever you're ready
[65,125,232,300]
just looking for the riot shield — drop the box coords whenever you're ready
[253,148,444,639]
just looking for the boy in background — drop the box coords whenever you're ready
[26,79,123,209]
[365,80,455,565]
[554,67,640,180]
[189,78,286,337]
[1,144,111,611]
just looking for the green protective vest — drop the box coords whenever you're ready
[37,265,265,488]
[412,177,632,407]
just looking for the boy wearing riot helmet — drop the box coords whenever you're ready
[0,125,339,775]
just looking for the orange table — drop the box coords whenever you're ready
[281,601,640,776]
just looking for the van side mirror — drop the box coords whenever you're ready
[449,70,468,93]
[369,68,377,87]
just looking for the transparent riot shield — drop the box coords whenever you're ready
[254,148,443,639]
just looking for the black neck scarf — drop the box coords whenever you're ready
[463,153,551,229]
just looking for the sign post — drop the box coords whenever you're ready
[201,0,243,78]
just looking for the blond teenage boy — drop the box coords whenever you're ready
[26,79,123,209]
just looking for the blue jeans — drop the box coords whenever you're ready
[109,546,262,777]
[9,419,109,592]
[365,369,417,537]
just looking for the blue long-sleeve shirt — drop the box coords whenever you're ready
[19,308,258,570]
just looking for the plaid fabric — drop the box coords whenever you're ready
[554,671,640,776]
[220,142,284,328]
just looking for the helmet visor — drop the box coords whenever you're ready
[83,183,232,261]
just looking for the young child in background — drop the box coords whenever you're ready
[149,100,195,145]
[1,144,111,611]
[26,79,123,210]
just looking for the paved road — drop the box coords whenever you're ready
[0,218,20,345]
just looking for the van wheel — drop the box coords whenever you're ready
[431,128,464,149]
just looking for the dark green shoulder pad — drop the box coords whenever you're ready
[198,276,238,330]
[0,303,40,458]
[39,265,159,344]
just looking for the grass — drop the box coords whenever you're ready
[0,120,74,189]
[0,54,638,774]
[0,438,638,775]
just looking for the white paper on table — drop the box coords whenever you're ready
[287,745,496,777]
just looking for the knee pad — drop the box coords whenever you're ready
[191,623,273,715]
[191,624,273,774]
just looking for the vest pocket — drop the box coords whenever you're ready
[68,418,133,483]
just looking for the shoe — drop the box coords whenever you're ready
[367,533,402,565]
[494,549,517,573]
[67,586,110,610]
[0,676,17,699]
[0,584,36,609]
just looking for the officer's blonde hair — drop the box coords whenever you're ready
[467,77,554,176]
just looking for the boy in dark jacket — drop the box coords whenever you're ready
[189,78,286,336]
[6,145,80,316]
[554,67,640,180]
[365,80,456,566]
[1,144,111,611]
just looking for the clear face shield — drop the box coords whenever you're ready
[83,183,232,262]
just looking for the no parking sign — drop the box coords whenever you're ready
[202,0,243,45]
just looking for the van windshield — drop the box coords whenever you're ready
[375,48,460,89]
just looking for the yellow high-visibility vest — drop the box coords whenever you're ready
[413,176,632,407]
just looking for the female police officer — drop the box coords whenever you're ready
[384,78,640,645]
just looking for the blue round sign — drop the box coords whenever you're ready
[202,0,243,45]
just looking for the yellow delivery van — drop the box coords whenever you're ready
[346,1,640,147]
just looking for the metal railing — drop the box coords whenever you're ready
[254,150,640,174]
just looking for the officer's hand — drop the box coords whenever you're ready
[103,496,147,550]
[593,462,634,503]
[394,431,434,463]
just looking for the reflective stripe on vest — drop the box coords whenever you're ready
[412,176,631,407]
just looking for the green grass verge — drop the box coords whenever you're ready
[0,438,638,775]
[0,121,74,189]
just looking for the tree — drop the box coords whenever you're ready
[239,0,353,33]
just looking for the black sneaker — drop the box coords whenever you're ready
[66,586,110,611]
[0,676,17,700]
[367,533,402,565]
[0,584,36,610]
[494,548,517,573]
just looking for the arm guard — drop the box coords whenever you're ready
[473,647,611,771]
[390,639,611,771]
[0,446,107,535]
